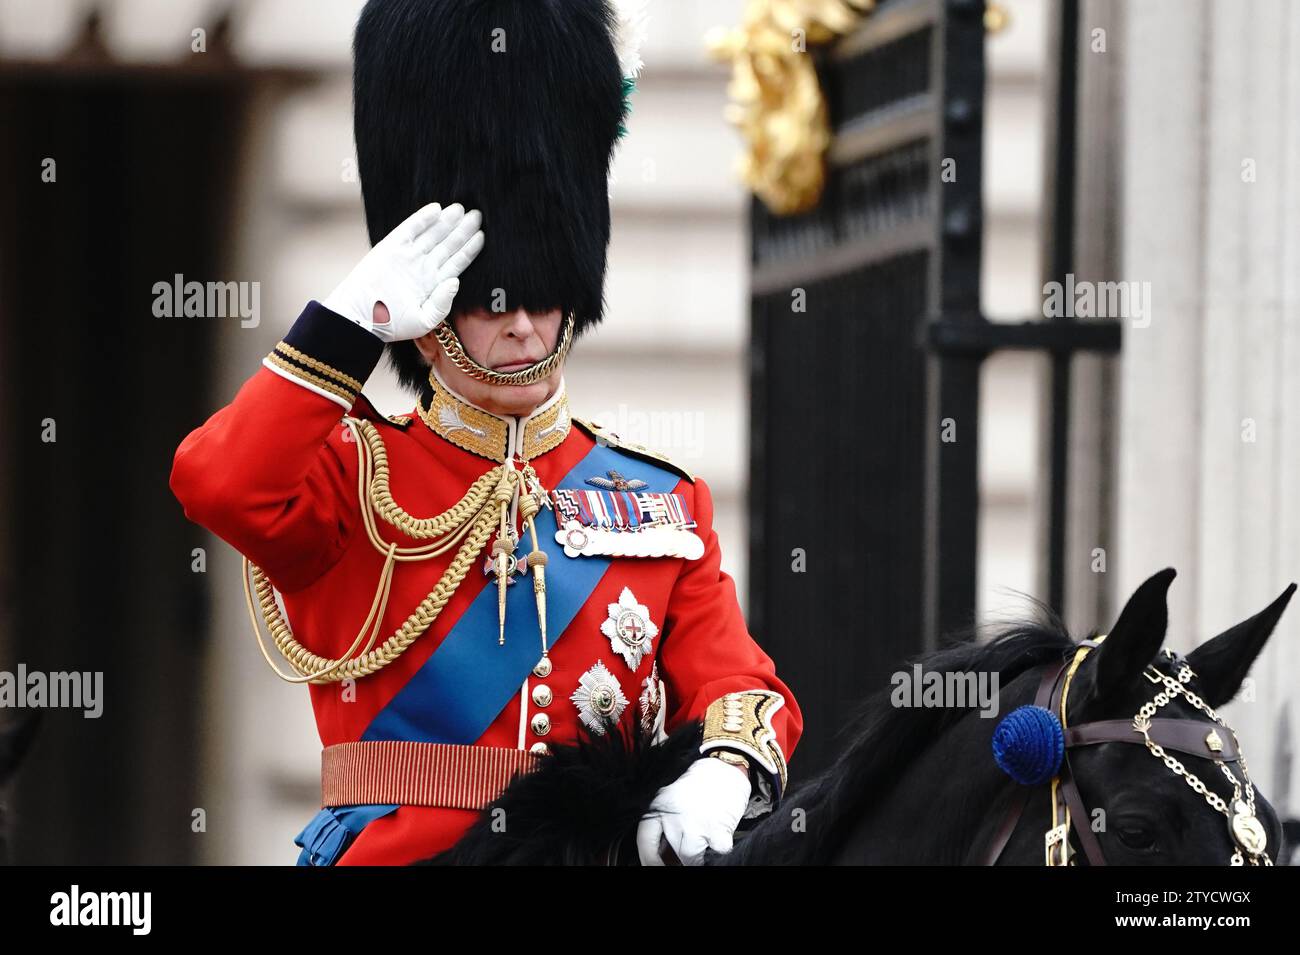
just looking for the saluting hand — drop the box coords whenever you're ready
[323,201,484,343]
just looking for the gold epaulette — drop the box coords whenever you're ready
[571,416,695,484]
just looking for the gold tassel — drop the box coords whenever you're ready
[520,466,550,660]
[494,499,513,645]
[526,518,548,654]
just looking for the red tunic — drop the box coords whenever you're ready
[169,301,802,864]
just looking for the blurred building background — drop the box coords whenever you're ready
[0,0,1294,865]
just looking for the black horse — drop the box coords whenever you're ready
[426,569,1295,865]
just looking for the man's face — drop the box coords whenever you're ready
[416,306,564,417]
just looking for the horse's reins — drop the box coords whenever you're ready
[977,637,1272,866]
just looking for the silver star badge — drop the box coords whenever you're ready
[600,586,659,670]
[571,661,629,736]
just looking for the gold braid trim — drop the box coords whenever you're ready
[418,379,511,463]
[273,341,365,394]
[702,689,789,795]
[264,351,357,405]
[418,366,574,464]
[242,417,519,684]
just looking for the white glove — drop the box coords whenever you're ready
[636,755,752,866]
[323,201,485,342]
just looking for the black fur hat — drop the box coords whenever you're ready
[353,0,627,393]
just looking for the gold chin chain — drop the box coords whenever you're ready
[1133,652,1272,866]
[432,311,575,386]
[242,415,553,685]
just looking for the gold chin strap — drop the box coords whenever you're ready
[432,311,575,387]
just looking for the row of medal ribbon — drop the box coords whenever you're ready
[548,488,705,560]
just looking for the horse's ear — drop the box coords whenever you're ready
[1185,583,1296,708]
[1091,568,1177,701]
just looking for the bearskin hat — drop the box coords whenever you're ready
[352,0,627,392]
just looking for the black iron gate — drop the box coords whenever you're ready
[748,0,1120,778]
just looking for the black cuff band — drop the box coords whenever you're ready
[265,301,384,406]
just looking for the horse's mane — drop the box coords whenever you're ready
[722,604,1078,865]
[420,605,1084,866]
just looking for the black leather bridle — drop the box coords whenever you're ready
[976,639,1271,866]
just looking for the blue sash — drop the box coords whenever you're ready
[361,441,683,744]
[294,804,398,866]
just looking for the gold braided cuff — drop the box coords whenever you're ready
[261,301,384,410]
[701,689,788,808]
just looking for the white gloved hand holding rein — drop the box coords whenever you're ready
[323,201,485,343]
[636,754,752,866]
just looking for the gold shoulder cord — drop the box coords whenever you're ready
[242,417,519,684]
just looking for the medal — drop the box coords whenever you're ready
[600,586,658,669]
[639,660,665,740]
[571,661,629,735]
[551,487,704,559]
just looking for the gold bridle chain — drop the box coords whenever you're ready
[432,311,575,386]
[243,417,518,684]
[1132,659,1271,865]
